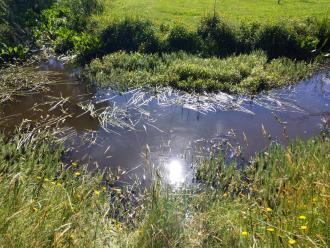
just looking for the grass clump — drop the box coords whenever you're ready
[126,135,330,247]
[0,120,130,247]
[85,51,315,94]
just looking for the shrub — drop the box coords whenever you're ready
[165,25,200,53]
[73,32,101,63]
[197,15,238,57]
[100,18,160,54]
[53,26,76,53]
[255,24,307,59]
[236,22,261,53]
[314,17,330,52]
[59,0,103,31]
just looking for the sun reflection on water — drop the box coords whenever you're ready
[165,159,185,186]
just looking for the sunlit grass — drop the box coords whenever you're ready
[94,0,330,29]
[85,51,315,94]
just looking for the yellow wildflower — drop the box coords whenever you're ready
[288,239,296,245]
[241,231,248,236]
[102,186,107,191]
[51,181,56,185]
[44,178,49,182]
[298,215,306,220]
[94,190,100,196]
[72,161,78,167]
[265,207,273,212]
[266,227,275,232]
[74,171,81,177]
[223,193,228,197]
[36,176,42,180]
[300,225,308,231]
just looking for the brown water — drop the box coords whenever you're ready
[1,59,329,186]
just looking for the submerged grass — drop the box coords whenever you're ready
[85,51,315,94]
[0,65,54,103]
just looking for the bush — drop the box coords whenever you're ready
[100,18,160,54]
[255,24,307,59]
[59,0,103,31]
[197,15,238,57]
[165,25,200,53]
[314,17,330,53]
[236,22,261,54]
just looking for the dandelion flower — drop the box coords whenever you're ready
[298,215,306,220]
[300,225,308,231]
[94,190,100,196]
[266,207,273,212]
[241,231,248,236]
[74,171,81,177]
[288,239,296,245]
[266,227,275,232]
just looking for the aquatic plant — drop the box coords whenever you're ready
[85,51,315,94]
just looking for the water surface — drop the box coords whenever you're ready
[1,60,329,186]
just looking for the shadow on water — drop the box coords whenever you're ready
[0,59,329,187]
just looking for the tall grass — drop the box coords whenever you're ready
[0,120,137,247]
[85,51,315,94]
[126,134,330,247]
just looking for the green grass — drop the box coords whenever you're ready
[84,51,315,94]
[127,134,330,247]
[0,118,329,247]
[0,120,135,247]
[95,0,330,28]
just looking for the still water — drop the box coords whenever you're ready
[1,59,329,186]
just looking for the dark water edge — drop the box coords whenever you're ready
[0,59,329,187]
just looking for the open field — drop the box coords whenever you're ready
[95,0,330,28]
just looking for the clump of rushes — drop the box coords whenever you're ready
[84,51,315,94]
[0,120,139,247]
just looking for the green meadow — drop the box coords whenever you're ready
[95,0,330,28]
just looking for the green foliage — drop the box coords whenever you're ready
[197,15,238,57]
[100,18,160,54]
[165,25,200,53]
[255,24,305,59]
[0,123,133,247]
[85,51,315,94]
[124,135,330,247]
[0,44,30,64]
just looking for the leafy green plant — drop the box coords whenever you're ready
[100,18,160,54]
[197,15,238,57]
[165,25,201,53]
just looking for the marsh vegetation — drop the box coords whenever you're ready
[0,0,330,247]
